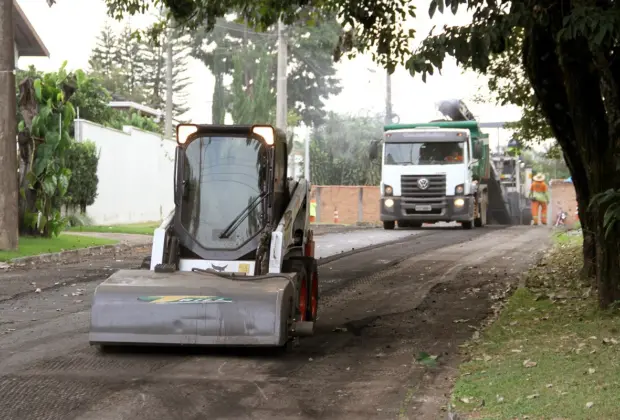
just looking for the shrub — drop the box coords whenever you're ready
[65,140,99,213]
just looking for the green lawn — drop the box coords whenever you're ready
[451,230,620,420]
[0,234,118,262]
[67,221,160,236]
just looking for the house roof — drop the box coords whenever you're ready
[13,1,49,57]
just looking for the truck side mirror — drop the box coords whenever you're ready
[369,140,380,160]
[473,142,483,159]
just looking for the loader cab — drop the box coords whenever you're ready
[173,124,288,262]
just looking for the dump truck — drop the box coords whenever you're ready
[370,99,529,229]
[89,124,319,350]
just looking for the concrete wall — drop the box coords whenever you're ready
[75,119,175,225]
[312,186,380,225]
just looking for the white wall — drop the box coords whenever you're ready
[75,119,175,225]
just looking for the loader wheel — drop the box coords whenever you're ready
[282,258,310,322]
[383,221,395,230]
[307,260,319,322]
[299,274,308,322]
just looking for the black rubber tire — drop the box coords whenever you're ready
[410,222,423,228]
[140,256,151,269]
[383,221,395,230]
[462,220,474,230]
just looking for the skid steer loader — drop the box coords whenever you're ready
[89,124,319,349]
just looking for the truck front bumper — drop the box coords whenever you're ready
[380,196,474,223]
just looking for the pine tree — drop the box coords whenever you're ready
[88,22,120,76]
[116,25,147,103]
[141,27,191,116]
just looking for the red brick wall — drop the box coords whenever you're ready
[311,182,580,227]
[311,186,380,224]
[549,180,579,227]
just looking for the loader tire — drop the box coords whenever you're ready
[140,256,151,269]
[282,258,310,322]
[383,221,395,230]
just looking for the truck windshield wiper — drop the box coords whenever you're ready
[218,192,267,239]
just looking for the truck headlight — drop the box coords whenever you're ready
[454,198,465,207]
[385,199,394,208]
[384,185,393,196]
[455,184,464,195]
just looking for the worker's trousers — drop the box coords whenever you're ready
[531,201,548,225]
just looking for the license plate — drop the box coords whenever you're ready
[415,205,432,212]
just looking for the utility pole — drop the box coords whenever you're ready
[304,135,310,182]
[385,70,392,125]
[276,19,292,177]
[0,0,19,251]
[164,20,174,139]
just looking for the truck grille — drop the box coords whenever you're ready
[400,174,446,214]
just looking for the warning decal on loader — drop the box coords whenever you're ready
[137,296,233,304]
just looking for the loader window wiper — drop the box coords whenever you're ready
[219,192,267,239]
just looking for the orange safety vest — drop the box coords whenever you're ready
[445,155,463,162]
[530,180,549,203]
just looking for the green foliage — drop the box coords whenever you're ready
[229,44,276,124]
[471,29,554,147]
[189,13,342,127]
[65,141,100,213]
[107,110,162,133]
[68,69,116,125]
[89,17,191,116]
[308,112,383,186]
[17,62,76,237]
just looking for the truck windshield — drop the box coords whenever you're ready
[180,136,266,250]
[384,141,465,165]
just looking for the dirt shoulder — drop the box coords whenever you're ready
[451,231,620,420]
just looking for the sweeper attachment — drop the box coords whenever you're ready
[89,124,319,349]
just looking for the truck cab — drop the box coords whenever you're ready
[377,126,483,229]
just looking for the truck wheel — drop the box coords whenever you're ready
[383,221,395,230]
[410,222,423,228]
[462,220,474,230]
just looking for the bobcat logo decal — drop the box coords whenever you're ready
[211,264,228,272]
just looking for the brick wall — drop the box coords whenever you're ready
[311,182,580,227]
[549,180,579,227]
[311,186,380,224]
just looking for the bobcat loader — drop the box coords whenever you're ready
[89,124,319,349]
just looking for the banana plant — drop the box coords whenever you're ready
[17,62,75,237]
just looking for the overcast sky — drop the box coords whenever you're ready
[16,0,526,150]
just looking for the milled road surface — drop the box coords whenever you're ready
[0,226,550,419]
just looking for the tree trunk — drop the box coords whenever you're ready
[524,9,620,308]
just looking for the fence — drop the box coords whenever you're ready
[75,119,175,225]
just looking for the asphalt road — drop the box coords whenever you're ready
[0,226,550,419]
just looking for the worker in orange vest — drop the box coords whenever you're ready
[444,149,464,163]
[529,173,550,225]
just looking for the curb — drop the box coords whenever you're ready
[8,242,151,267]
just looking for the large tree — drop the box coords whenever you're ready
[309,112,383,185]
[68,0,620,308]
[189,12,342,127]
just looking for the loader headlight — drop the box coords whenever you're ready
[384,184,393,196]
[384,199,394,208]
[455,184,464,195]
[454,198,465,207]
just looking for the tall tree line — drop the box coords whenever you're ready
[89,21,190,117]
[189,12,343,128]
